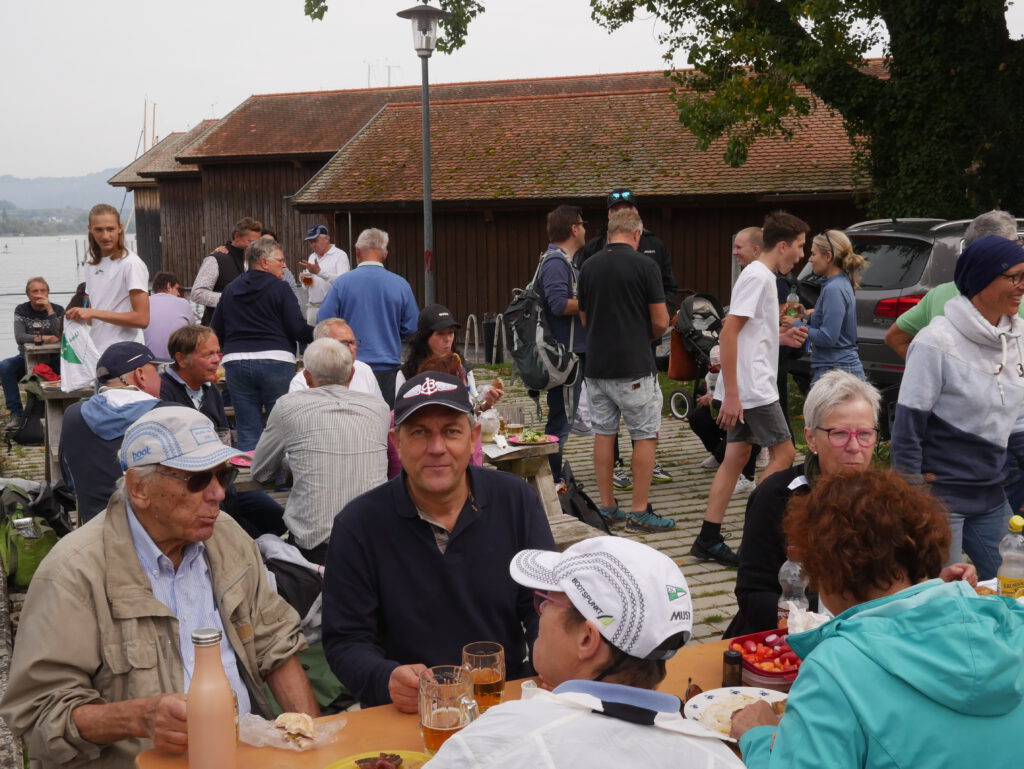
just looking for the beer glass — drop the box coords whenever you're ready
[462,641,505,713]
[504,405,524,436]
[300,270,315,287]
[419,665,478,755]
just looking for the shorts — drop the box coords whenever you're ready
[726,401,791,447]
[586,374,662,441]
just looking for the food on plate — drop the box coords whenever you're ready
[730,634,802,674]
[274,712,316,747]
[354,753,405,769]
[975,584,997,596]
[515,428,548,443]
[699,692,761,735]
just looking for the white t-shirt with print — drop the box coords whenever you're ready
[84,250,150,354]
[714,260,780,409]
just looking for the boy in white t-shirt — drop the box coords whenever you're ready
[65,204,150,355]
[690,211,810,566]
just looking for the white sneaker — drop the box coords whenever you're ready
[756,447,770,468]
[733,477,757,496]
[700,455,720,469]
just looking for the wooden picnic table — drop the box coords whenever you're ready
[135,638,732,768]
[39,384,92,484]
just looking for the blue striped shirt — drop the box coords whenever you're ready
[126,503,252,715]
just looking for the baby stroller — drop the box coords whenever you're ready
[666,291,726,420]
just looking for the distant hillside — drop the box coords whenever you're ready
[0,168,126,210]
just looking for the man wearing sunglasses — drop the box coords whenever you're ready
[578,187,679,489]
[425,537,742,768]
[2,406,318,769]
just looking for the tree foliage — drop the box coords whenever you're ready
[304,0,1024,217]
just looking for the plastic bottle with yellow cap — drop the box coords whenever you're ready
[997,515,1024,599]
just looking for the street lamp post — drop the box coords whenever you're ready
[397,2,450,307]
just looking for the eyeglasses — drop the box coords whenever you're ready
[573,221,587,228]
[814,427,880,448]
[998,270,1024,287]
[339,338,360,348]
[533,590,572,615]
[608,190,634,204]
[153,464,239,493]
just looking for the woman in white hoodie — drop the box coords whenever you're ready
[892,234,1024,580]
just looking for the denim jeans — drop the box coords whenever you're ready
[224,359,296,451]
[545,362,585,482]
[0,354,26,417]
[947,497,1011,581]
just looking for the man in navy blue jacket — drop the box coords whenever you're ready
[211,238,313,450]
[322,372,556,711]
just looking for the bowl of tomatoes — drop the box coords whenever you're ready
[728,628,802,690]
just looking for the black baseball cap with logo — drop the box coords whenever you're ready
[418,303,461,333]
[96,342,157,384]
[394,372,473,426]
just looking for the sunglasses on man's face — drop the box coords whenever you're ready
[608,190,634,203]
[154,464,239,493]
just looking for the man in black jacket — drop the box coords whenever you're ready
[578,188,679,488]
[191,217,262,325]
[160,324,285,538]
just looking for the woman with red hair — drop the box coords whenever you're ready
[732,468,1024,768]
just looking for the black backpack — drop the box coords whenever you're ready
[557,461,611,534]
[503,252,579,391]
[4,392,45,449]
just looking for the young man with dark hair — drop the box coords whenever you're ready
[191,216,263,325]
[536,204,587,487]
[691,211,809,566]
[143,271,192,362]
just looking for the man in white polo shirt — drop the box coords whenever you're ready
[289,317,383,399]
[298,224,350,324]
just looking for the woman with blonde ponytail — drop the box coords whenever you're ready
[803,229,867,383]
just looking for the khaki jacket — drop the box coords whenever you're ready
[0,493,305,769]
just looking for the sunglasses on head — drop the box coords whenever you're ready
[608,190,634,203]
[154,464,238,493]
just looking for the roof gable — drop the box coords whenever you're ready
[108,133,183,187]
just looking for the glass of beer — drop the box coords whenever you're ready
[462,641,505,713]
[419,665,478,756]
[300,270,314,287]
[504,406,524,436]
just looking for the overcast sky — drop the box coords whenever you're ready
[3,1,1022,180]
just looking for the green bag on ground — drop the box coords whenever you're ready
[0,484,59,589]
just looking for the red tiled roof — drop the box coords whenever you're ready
[291,88,857,206]
[109,134,185,187]
[136,120,220,177]
[176,71,674,161]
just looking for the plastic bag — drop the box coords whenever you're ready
[238,713,346,751]
[60,319,99,392]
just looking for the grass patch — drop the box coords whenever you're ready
[702,614,726,624]
[696,589,731,598]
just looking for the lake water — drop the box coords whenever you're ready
[0,234,137,358]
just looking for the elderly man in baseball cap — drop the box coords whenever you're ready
[425,536,743,768]
[1,406,317,769]
[297,223,351,323]
[893,233,1024,580]
[323,371,555,712]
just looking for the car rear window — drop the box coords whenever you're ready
[847,237,933,290]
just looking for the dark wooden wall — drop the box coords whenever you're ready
[199,161,327,275]
[158,177,206,283]
[334,197,866,326]
[132,187,162,276]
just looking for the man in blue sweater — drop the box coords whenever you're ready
[322,371,556,711]
[316,228,418,408]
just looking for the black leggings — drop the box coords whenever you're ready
[687,403,759,479]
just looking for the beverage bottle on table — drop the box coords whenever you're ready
[187,627,237,769]
[777,559,808,628]
[998,515,1024,599]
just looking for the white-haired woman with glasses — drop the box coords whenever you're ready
[800,229,867,383]
[725,370,881,636]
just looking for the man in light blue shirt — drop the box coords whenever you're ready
[317,227,418,407]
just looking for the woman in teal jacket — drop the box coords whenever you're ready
[732,468,1024,768]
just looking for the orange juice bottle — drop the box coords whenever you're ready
[187,628,237,769]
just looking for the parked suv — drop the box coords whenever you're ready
[790,218,1024,391]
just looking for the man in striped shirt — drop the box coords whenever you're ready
[251,337,390,564]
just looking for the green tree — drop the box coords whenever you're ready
[304,0,1024,217]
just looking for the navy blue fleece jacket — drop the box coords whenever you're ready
[210,269,312,355]
[322,466,556,707]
